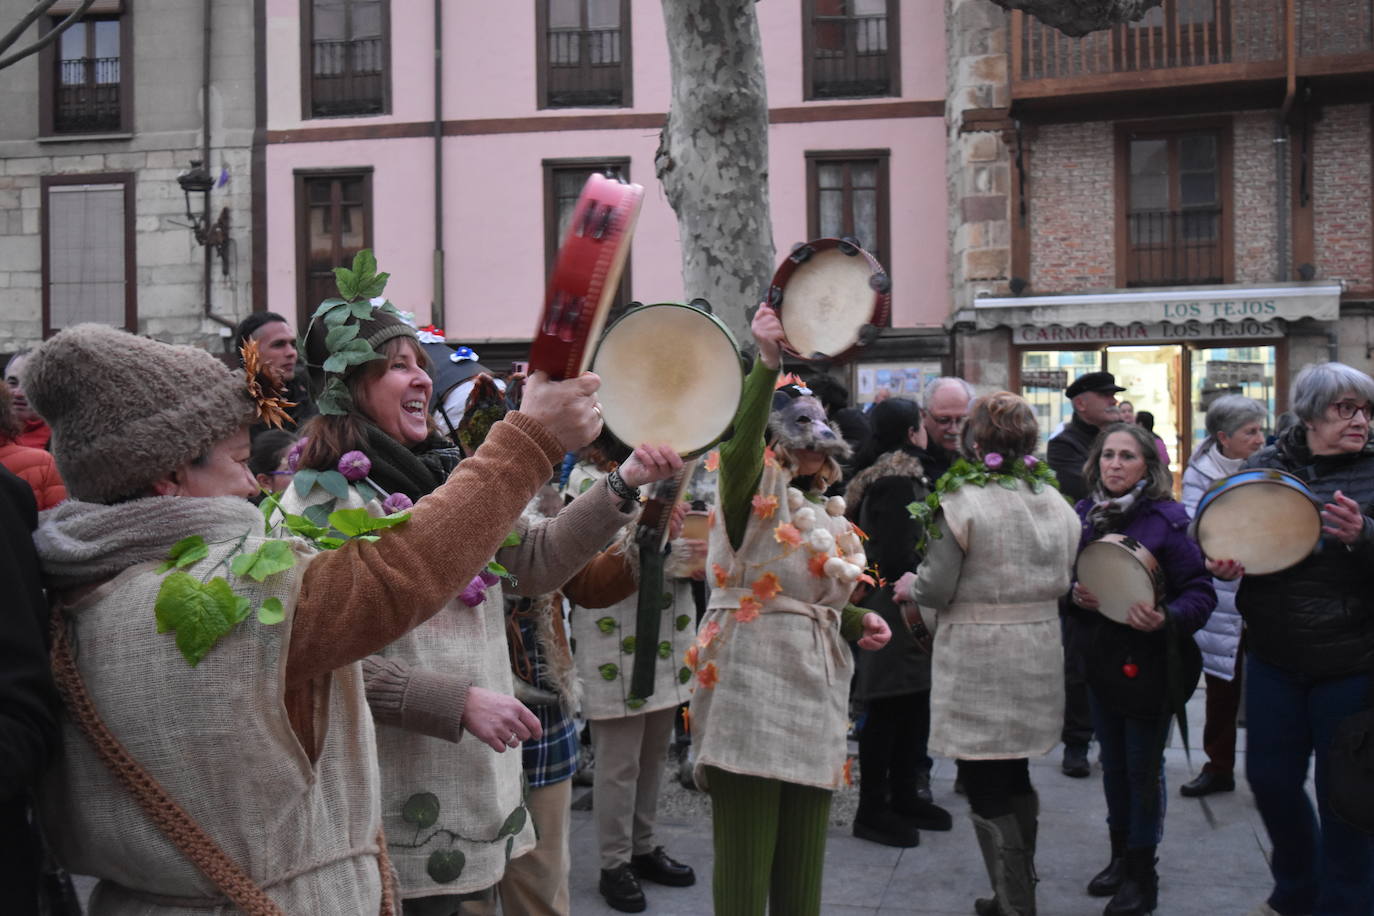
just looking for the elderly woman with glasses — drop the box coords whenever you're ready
[1210,362,1374,916]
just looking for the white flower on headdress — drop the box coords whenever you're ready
[792,506,817,532]
[806,528,835,553]
[786,487,805,511]
[825,496,846,517]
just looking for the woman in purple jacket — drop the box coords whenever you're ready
[1069,423,1216,916]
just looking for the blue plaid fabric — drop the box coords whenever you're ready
[516,614,578,788]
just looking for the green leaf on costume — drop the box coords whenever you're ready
[997,476,1019,491]
[332,266,359,302]
[358,272,390,301]
[282,513,329,540]
[496,805,527,839]
[312,296,348,318]
[926,492,940,510]
[317,469,352,501]
[626,696,646,710]
[257,597,285,625]
[504,837,514,865]
[324,323,360,351]
[487,560,510,578]
[351,248,377,279]
[156,535,209,573]
[599,663,619,681]
[259,491,283,532]
[292,468,319,497]
[660,592,674,611]
[805,491,825,504]
[1031,480,1045,494]
[154,573,251,667]
[303,502,333,529]
[229,540,297,582]
[401,791,441,829]
[316,378,352,415]
[426,849,465,884]
[322,304,351,328]
[578,479,593,494]
[675,614,691,632]
[316,536,346,549]
[596,616,617,634]
[347,299,375,320]
[328,506,411,537]
[621,636,636,655]
[678,666,692,684]
[501,530,523,548]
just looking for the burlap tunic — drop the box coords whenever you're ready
[279,486,535,898]
[913,480,1080,760]
[38,501,386,913]
[572,554,696,720]
[689,463,863,790]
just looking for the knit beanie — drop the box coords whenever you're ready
[22,323,255,504]
[304,306,416,379]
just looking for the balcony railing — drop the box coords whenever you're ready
[1012,0,1373,95]
[546,27,624,107]
[1126,209,1225,287]
[55,56,121,132]
[811,13,891,98]
[311,37,384,117]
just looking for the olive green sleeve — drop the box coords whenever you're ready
[841,603,867,642]
[718,358,779,550]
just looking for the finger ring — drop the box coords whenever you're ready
[593,404,603,418]
[508,732,519,744]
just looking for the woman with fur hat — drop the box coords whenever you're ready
[687,303,891,916]
[23,320,604,913]
[284,289,680,911]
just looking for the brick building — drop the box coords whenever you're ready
[947,0,1374,466]
[0,0,256,355]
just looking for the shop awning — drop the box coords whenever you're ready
[972,282,1341,341]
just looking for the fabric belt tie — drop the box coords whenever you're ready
[945,600,1059,625]
[708,587,848,685]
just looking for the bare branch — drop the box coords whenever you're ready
[984,0,1164,37]
[0,0,96,72]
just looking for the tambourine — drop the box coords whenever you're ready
[1192,469,1321,575]
[528,173,643,380]
[765,237,891,364]
[1077,533,1165,625]
[590,302,743,457]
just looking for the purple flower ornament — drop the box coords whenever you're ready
[983,452,1004,470]
[381,491,413,514]
[338,450,372,481]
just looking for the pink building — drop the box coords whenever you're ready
[263,0,948,378]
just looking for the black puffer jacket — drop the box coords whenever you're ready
[1236,426,1374,678]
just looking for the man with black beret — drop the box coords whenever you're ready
[1048,370,1125,778]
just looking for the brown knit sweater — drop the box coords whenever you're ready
[283,411,564,756]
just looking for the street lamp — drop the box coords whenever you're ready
[176,159,230,275]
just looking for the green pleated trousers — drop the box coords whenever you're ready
[705,766,833,916]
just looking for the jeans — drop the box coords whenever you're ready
[1244,652,1374,916]
[1089,690,1166,849]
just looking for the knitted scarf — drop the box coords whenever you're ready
[1085,478,1147,535]
[359,422,463,503]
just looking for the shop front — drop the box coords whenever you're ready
[972,282,1341,476]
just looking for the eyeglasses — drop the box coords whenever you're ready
[927,414,966,427]
[1331,401,1374,421]
[267,470,295,476]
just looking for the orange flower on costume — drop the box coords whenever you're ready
[707,508,717,527]
[736,596,762,623]
[842,756,855,787]
[712,563,729,588]
[763,446,779,468]
[681,706,691,734]
[697,662,720,690]
[703,450,720,473]
[849,522,870,541]
[751,573,782,602]
[699,620,723,648]
[751,493,779,519]
[684,644,700,670]
[773,523,802,548]
[808,553,830,578]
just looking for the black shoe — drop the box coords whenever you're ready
[599,864,647,913]
[1062,745,1091,778]
[1180,770,1235,797]
[1103,847,1158,915]
[630,846,696,887]
[1087,831,1128,897]
[915,770,934,804]
[892,795,954,832]
[954,775,966,796]
[852,804,920,847]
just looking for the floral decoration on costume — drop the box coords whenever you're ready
[751,493,779,519]
[751,573,782,602]
[703,450,720,473]
[736,596,763,623]
[907,453,1061,552]
[696,662,719,690]
[712,563,729,589]
[773,523,802,548]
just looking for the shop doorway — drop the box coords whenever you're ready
[1107,345,1183,475]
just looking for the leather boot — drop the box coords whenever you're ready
[1086,830,1128,897]
[1103,846,1158,916]
[853,799,920,847]
[970,811,1036,916]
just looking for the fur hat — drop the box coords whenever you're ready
[22,324,255,504]
[769,386,852,459]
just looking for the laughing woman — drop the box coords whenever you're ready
[285,306,680,913]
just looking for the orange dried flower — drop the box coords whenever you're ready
[752,493,779,519]
[703,450,720,473]
[736,595,762,623]
[808,553,830,578]
[680,705,691,734]
[842,756,855,787]
[712,563,729,589]
[848,522,870,541]
[699,620,722,648]
[751,572,782,602]
[684,644,700,670]
[763,446,779,468]
[240,339,296,430]
[696,662,719,689]
[773,523,802,548]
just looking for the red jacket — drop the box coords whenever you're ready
[0,441,66,510]
[14,417,51,450]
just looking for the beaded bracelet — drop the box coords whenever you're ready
[606,468,640,503]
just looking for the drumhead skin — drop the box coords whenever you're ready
[768,238,891,363]
[1195,470,1322,575]
[1077,535,1162,625]
[591,303,744,457]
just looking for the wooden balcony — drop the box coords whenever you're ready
[1011,0,1374,114]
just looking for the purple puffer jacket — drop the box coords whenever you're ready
[1073,496,1216,634]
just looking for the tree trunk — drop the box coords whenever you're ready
[985,0,1163,37]
[656,0,773,346]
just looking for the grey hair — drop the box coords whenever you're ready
[1289,362,1374,423]
[923,376,975,407]
[1190,394,1267,461]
